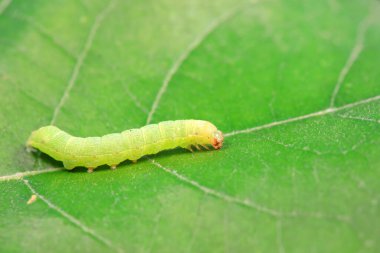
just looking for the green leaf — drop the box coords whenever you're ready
[1,0,380,252]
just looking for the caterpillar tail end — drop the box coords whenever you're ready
[25,146,37,153]
[25,132,37,152]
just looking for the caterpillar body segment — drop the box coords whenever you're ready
[26,120,224,171]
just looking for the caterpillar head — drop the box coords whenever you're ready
[194,120,224,150]
[211,130,224,149]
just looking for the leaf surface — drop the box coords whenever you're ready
[1,0,380,252]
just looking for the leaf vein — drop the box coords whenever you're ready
[0,167,62,181]
[329,10,374,107]
[337,114,380,124]
[225,94,380,137]
[150,159,350,223]
[22,178,123,252]
[145,1,255,124]
[50,0,116,125]
[0,0,12,15]
[11,13,77,60]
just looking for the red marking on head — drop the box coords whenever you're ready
[212,130,224,150]
[212,138,222,149]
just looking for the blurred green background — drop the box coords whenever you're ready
[1,0,380,252]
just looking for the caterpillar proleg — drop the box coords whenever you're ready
[26,120,224,172]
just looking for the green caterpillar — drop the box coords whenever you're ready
[26,120,224,172]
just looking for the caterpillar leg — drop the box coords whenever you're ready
[110,164,117,170]
[63,161,75,170]
[132,160,137,164]
[186,146,194,152]
[195,145,202,151]
[201,145,210,150]
[87,167,94,173]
